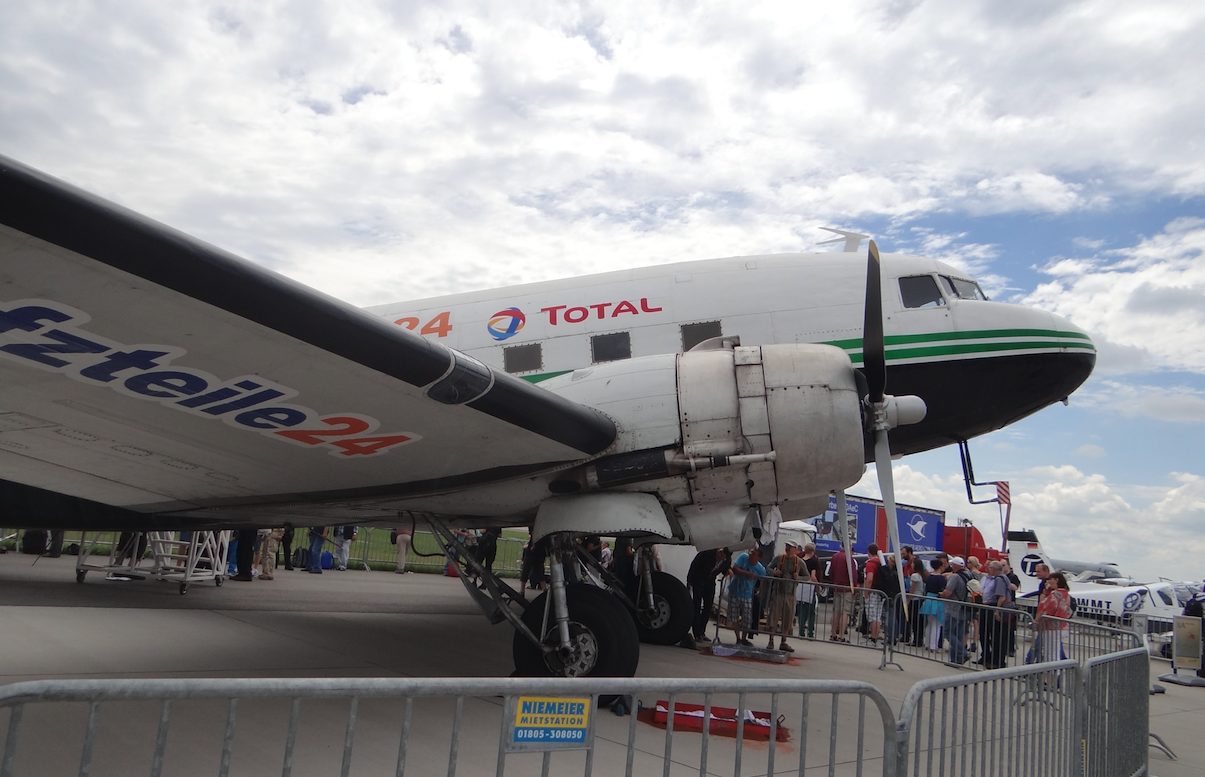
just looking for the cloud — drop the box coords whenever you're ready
[852,463,1205,583]
[1074,381,1205,423]
[2,1,1205,302]
[1075,444,1107,458]
[1022,218,1205,374]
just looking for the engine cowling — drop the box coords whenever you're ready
[676,343,866,508]
[544,343,867,515]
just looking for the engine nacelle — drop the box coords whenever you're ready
[676,343,866,507]
[544,343,867,520]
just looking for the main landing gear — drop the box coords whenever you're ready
[426,520,692,678]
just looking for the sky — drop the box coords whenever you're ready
[1,0,1202,583]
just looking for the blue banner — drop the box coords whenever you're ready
[803,494,944,554]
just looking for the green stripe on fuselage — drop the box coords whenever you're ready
[516,329,1093,383]
[823,327,1094,351]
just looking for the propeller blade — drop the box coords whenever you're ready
[863,240,886,404]
[836,490,856,595]
[874,428,910,620]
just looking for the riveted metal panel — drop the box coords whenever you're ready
[737,396,771,436]
[735,363,766,398]
[733,345,763,366]
[676,350,740,457]
[746,460,778,505]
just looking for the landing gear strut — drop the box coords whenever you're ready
[575,541,693,645]
[425,520,640,678]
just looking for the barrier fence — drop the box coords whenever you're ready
[709,575,1144,674]
[0,660,1150,777]
[896,660,1080,777]
[0,527,527,577]
[1081,647,1150,777]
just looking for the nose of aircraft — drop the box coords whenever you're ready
[882,300,1096,457]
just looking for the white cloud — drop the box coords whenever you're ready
[1074,380,1205,423]
[853,463,1205,583]
[1022,218,1205,374]
[2,1,1205,301]
[1075,444,1107,458]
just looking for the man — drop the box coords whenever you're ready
[766,541,803,651]
[258,527,285,581]
[306,526,327,574]
[331,525,356,571]
[796,543,821,638]
[231,528,257,581]
[828,545,855,642]
[981,560,1014,669]
[687,548,728,641]
[940,556,972,664]
[394,525,413,573]
[863,543,884,644]
[879,553,904,644]
[727,547,764,647]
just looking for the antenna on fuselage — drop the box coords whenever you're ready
[818,227,870,252]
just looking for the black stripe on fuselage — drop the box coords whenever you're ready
[872,350,1097,459]
[0,155,616,455]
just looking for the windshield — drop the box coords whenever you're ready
[939,275,989,301]
[899,276,946,309]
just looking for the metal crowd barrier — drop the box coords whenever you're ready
[711,573,892,656]
[896,659,1081,776]
[0,657,1154,777]
[885,593,1036,672]
[0,528,527,578]
[0,677,898,777]
[1080,647,1150,777]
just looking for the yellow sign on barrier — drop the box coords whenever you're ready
[506,695,592,751]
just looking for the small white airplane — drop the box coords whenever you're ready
[0,155,1095,677]
[1007,529,1196,635]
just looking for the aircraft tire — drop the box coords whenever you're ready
[513,584,640,678]
[633,570,693,645]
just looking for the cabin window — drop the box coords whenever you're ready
[1157,589,1175,607]
[503,343,543,374]
[899,276,946,309]
[591,332,631,363]
[940,275,989,301]
[681,320,722,351]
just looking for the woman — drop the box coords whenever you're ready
[1036,571,1073,663]
[920,557,947,653]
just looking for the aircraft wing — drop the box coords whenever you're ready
[0,156,616,529]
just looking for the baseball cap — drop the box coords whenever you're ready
[950,556,966,567]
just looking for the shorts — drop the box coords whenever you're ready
[833,591,854,616]
[865,593,883,622]
[730,596,754,630]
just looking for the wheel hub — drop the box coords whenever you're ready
[639,595,671,629]
[544,623,600,677]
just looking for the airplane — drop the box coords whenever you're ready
[0,154,1095,678]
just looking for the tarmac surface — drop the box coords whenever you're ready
[0,551,1200,775]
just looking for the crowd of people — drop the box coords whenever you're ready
[685,541,1075,669]
[219,523,1078,672]
[223,522,444,579]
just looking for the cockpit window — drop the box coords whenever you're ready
[1157,588,1175,607]
[899,275,946,309]
[940,275,989,301]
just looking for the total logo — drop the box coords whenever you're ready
[487,308,526,341]
[0,300,420,458]
[484,297,665,341]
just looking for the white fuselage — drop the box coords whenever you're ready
[367,252,1089,382]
